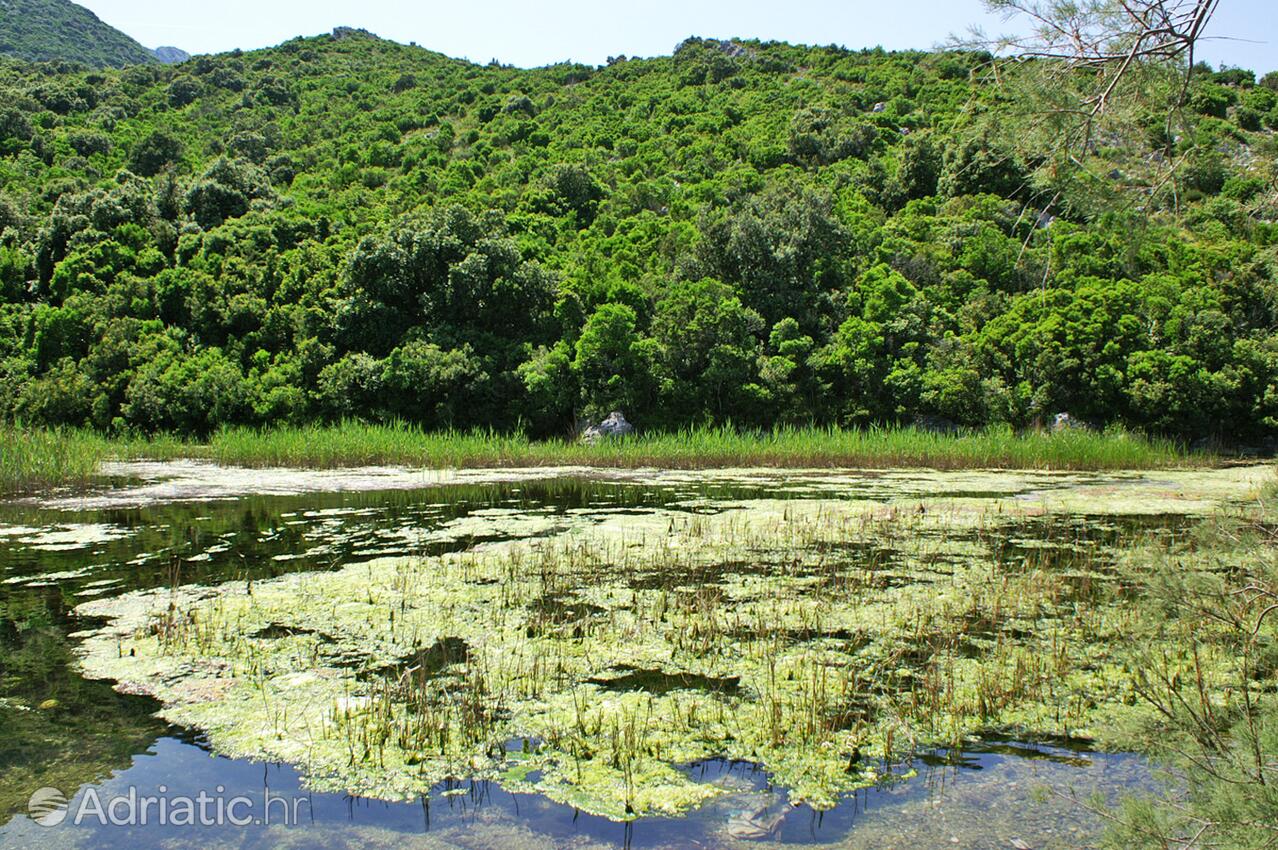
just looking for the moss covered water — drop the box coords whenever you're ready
[0,462,1272,848]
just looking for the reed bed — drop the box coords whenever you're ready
[207,421,1197,471]
[0,426,193,495]
[0,426,109,494]
[1,420,1207,495]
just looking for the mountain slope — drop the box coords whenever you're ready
[0,30,1274,439]
[0,0,157,67]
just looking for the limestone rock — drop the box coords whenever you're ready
[1051,412,1082,432]
[152,46,189,64]
[581,411,635,443]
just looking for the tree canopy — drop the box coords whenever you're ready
[0,30,1275,439]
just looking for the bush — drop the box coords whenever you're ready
[128,130,182,176]
[166,76,201,107]
[67,129,111,157]
[123,348,248,434]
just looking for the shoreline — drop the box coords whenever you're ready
[0,422,1235,497]
[21,457,1273,512]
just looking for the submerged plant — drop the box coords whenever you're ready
[73,466,1273,821]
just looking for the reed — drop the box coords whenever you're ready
[0,426,194,494]
[0,426,109,494]
[204,421,1199,472]
[0,420,1208,495]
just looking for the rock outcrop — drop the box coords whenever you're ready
[581,411,635,443]
[1052,412,1082,432]
[152,46,190,64]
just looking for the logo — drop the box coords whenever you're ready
[23,784,310,828]
[27,787,68,827]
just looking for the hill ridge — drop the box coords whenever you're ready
[0,0,169,67]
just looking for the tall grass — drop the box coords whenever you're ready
[0,422,1209,495]
[0,426,111,495]
[206,421,1199,472]
[0,426,196,495]
[207,421,539,469]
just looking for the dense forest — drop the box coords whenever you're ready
[0,27,1276,439]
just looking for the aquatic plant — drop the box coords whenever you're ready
[73,466,1271,821]
[0,426,193,495]
[0,421,1209,495]
[0,426,110,495]
[206,422,1202,472]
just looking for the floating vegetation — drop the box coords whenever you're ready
[72,466,1272,822]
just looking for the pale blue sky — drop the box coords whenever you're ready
[78,0,1277,73]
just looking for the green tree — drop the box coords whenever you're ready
[572,303,648,420]
[696,183,846,330]
[127,130,183,176]
[650,279,765,423]
[380,341,491,427]
[123,347,248,434]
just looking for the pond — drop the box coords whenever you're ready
[0,462,1267,848]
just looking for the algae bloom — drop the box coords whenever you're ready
[74,465,1271,820]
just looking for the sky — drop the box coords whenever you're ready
[76,0,1278,74]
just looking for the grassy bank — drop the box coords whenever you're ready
[205,421,1201,471]
[1,421,1213,495]
[0,426,193,495]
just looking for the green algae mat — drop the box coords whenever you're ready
[70,465,1273,822]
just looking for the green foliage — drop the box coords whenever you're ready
[184,157,271,227]
[938,133,1028,199]
[380,340,489,426]
[0,31,1272,441]
[123,347,248,434]
[650,278,765,423]
[126,130,183,177]
[696,181,846,331]
[787,107,879,165]
[573,302,646,418]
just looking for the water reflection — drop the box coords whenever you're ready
[0,733,1149,849]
